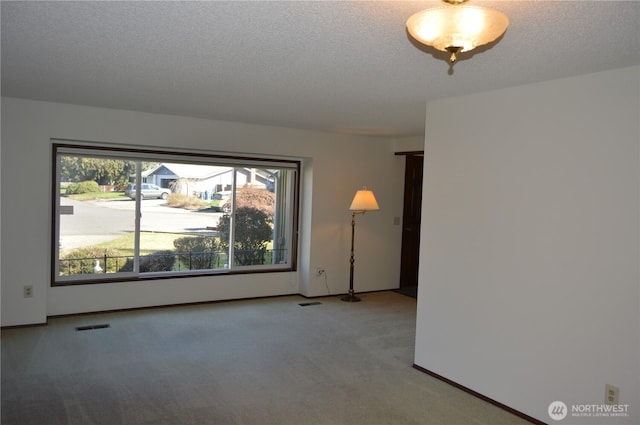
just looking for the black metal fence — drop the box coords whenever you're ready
[59,249,287,276]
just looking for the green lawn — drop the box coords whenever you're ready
[63,232,279,272]
[64,191,214,211]
[66,191,128,201]
[94,232,181,257]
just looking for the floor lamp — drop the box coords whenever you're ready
[342,187,380,302]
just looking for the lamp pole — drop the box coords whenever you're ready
[342,211,361,302]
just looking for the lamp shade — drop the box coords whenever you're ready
[349,188,380,212]
[406,5,509,56]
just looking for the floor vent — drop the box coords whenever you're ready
[75,324,110,331]
[298,302,322,307]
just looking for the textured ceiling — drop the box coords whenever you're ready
[2,1,639,137]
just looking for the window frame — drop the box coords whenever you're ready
[51,140,300,286]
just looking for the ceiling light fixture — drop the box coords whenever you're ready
[406,0,509,64]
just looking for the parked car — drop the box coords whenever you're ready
[210,191,232,213]
[125,183,171,200]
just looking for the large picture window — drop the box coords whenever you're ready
[52,142,299,285]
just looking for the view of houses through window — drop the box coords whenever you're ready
[53,143,299,285]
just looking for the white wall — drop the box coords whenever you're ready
[415,66,640,424]
[1,98,406,326]
[393,135,424,153]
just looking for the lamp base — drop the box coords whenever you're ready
[341,290,361,302]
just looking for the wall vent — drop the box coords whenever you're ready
[75,324,111,331]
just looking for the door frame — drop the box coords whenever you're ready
[396,151,424,290]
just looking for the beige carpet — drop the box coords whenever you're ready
[1,291,532,425]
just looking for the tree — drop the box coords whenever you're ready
[60,155,157,187]
[234,187,275,219]
[217,207,273,266]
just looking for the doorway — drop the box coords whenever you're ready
[397,152,423,298]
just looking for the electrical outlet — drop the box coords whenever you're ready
[315,267,325,276]
[23,285,33,298]
[605,384,619,405]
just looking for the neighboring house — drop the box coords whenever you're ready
[140,163,273,197]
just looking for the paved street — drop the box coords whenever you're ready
[59,198,224,250]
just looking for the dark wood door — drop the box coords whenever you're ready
[399,154,423,289]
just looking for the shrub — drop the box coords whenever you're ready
[217,206,272,266]
[59,247,124,275]
[118,250,176,273]
[141,250,176,272]
[173,236,219,270]
[66,180,100,194]
[166,193,209,210]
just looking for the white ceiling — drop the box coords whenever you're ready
[2,1,639,137]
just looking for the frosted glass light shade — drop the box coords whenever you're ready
[407,5,509,56]
[349,188,380,212]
